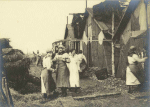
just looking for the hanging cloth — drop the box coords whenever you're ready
[98,31,105,45]
[139,0,147,30]
[82,31,88,45]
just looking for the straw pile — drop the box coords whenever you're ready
[2,48,30,90]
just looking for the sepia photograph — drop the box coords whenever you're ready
[0,0,150,106]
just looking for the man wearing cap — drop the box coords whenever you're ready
[53,44,70,97]
[41,50,56,100]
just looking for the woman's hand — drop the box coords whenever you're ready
[62,58,66,61]
[66,58,70,63]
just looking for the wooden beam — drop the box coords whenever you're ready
[112,11,115,77]
[54,39,112,42]
[69,13,85,15]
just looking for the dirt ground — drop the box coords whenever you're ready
[1,63,150,107]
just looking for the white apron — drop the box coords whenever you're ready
[126,55,140,85]
[69,55,80,87]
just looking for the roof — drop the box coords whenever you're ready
[86,8,111,32]
[86,8,93,16]
[96,21,109,31]
[93,0,125,33]
[113,0,141,42]
[64,24,75,39]
[64,25,68,39]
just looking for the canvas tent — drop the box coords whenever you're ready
[113,0,149,79]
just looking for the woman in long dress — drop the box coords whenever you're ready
[53,45,70,97]
[69,49,80,93]
[126,46,148,93]
[41,50,56,99]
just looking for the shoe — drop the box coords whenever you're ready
[39,98,47,104]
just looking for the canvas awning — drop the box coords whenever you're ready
[131,30,147,38]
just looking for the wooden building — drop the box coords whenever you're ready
[113,0,149,79]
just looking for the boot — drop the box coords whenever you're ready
[40,93,47,104]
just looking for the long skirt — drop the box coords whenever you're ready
[56,61,70,88]
[126,64,143,85]
[69,62,80,87]
[41,69,56,94]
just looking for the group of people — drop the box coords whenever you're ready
[40,44,148,101]
[41,44,87,100]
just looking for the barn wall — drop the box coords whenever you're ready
[87,15,112,73]
[83,42,88,61]
[114,47,120,75]
[103,41,112,74]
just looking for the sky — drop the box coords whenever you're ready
[0,0,105,54]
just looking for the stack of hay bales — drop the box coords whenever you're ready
[2,48,30,90]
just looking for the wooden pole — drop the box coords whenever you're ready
[5,78,11,107]
[112,11,115,77]
[77,23,80,53]
[86,0,87,9]
[86,0,89,67]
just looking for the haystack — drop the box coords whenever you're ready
[2,48,30,90]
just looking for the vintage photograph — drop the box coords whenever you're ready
[0,0,150,107]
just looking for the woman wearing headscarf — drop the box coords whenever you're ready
[52,44,70,97]
[126,46,148,93]
[41,50,56,99]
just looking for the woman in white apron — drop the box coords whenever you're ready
[41,50,56,99]
[69,49,80,93]
[126,46,148,93]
